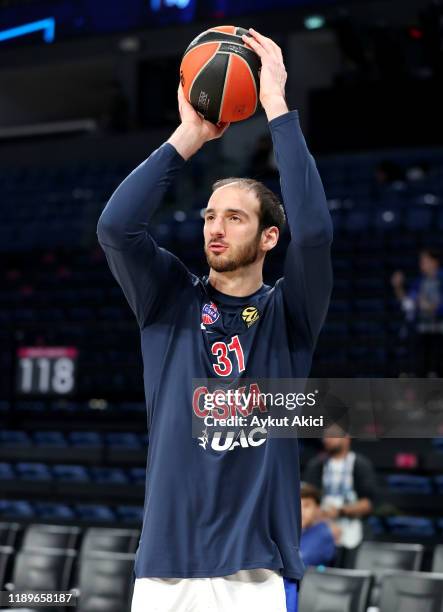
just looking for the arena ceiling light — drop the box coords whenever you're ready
[0,17,55,43]
[304,15,326,30]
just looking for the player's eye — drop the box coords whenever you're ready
[230,215,240,222]
[206,214,215,221]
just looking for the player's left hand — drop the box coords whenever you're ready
[241,28,287,108]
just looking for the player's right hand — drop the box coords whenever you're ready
[177,84,230,142]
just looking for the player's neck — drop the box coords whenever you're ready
[208,266,263,298]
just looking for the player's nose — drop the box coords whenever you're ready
[209,217,225,236]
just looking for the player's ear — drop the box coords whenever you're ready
[261,226,279,252]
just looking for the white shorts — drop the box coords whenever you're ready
[131,568,288,612]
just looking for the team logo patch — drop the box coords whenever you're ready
[241,305,260,328]
[202,301,220,325]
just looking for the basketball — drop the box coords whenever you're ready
[180,25,261,125]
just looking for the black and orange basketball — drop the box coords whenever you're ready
[180,25,261,125]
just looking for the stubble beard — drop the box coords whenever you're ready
[205,232,261,273]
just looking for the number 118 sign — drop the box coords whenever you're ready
[16,347,78,396]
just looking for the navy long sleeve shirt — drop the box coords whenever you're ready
[97,110,333,580]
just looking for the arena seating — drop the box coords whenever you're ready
[378,571,443,611]
[1,143,442,395]
[298,567,373,612]
[1,135,443,608]
[354,542,424,605]
[0,525,138,612]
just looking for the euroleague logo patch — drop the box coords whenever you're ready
[202,301,220,326]
[241,306,260,328]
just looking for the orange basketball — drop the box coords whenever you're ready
[180,25,261,125]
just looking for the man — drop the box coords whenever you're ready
[97,28,332,612]
[392,249,443,376]
[300,482,336,568]
[303,431,377,565]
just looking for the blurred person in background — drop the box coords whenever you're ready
[300,482,336,568]
[303,430,377,566]
[392,248,443,376]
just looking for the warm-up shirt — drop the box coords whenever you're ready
[96,110,333,580]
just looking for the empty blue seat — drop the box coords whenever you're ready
[386,474,432,494]
[75,504,115,521]
[0,430,31,446]
[344,210,372,233]
[434,476,443,494]
[33,431,67,447]
[0,462,14,479]
[405,207,433,231]
[15,400,46,412]
[120,402,146,413]
[387,516,435,537]
[129,468,146,484]
[49,400,79,412]
[67,431,102,447]
[52,464,90,482]
[116,505,144,523]
[104,433,141,448]
[16,462,52,481]
[0,500,34,518]
[34,502,75,520]
[90,467,128,484]
[366,516,385,535]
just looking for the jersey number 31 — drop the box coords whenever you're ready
[211,335,245,376]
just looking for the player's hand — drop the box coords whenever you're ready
[241,28,287,110]
[177,84,230,142]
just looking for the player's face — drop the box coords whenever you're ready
[203,185,262,273]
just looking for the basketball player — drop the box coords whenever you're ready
[97,28,332,612]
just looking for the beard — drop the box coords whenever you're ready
[205,232,261,273]
[326,441,345,456]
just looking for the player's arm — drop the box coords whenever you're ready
[97,86,230,328]
[269,111,333,345]
[244,29,333,347]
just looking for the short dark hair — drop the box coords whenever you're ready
[211,177,286,233]
[420,248,440,264]
[300,482,321,505]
